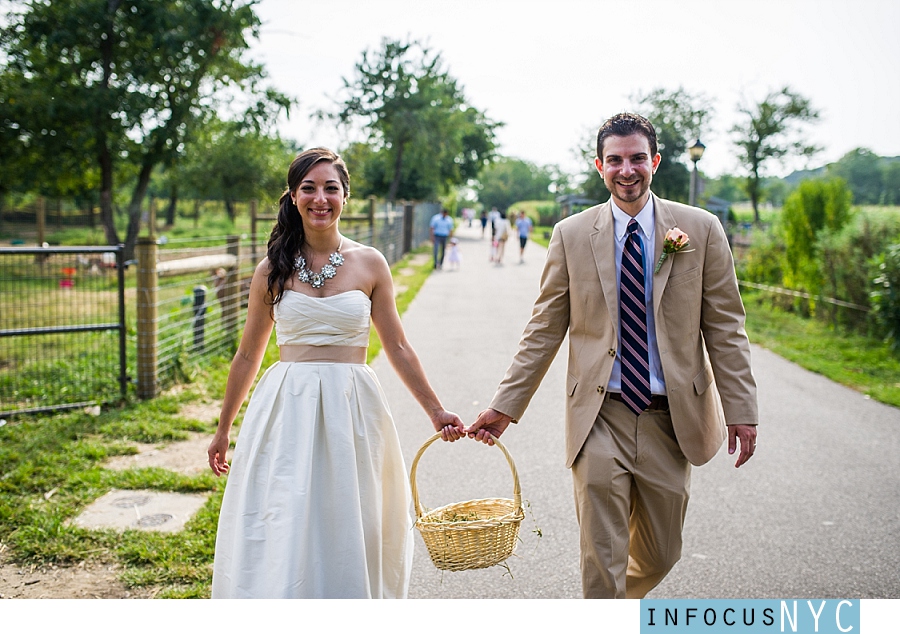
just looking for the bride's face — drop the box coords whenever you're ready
[291,162,345,232]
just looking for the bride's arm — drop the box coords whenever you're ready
[367,251,464,441]
[208,260,276,475]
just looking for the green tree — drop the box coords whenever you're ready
[827,148,884,205]
[882,161,900,205]
[761,178,792,207]
[780,178,853,295]
[731,86,820,224]
[177,116,294,221]
[572,126,607,201]
[704,174,747,203]
[476,157,554,211]
[0,0,289,257]
[630,87,714,202]
[325,38,498,201]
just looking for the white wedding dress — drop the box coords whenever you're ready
[211,290,413,599]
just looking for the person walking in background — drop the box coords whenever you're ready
[467,113,758,599]
[487,206,501,261]
[493,210,510,264]
[515,210,533,264]
[208,147,465,599]
[480,210,488,238]
[429,208,455,270]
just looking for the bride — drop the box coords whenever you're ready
[207,147,465,598]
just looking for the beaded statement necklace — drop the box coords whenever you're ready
[294,238,344,289]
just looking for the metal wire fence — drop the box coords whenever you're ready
[0,246,126,417]
[135,235,254,397]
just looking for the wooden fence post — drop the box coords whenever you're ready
[147,197,157,237]
[223,235,241,346]
[136,237,159,399]
[403,203,414,254]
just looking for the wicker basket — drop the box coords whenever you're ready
[410,432,525,571]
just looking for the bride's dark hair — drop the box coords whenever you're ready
[266,147,350,305]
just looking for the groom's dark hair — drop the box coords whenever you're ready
[596,112,659,161]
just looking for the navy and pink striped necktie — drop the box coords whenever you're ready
[619,220,652,415]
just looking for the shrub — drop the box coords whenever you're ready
[535,203,559,227]
[781,178,853,295]
[872,244,900,350]
[738,227,784,286]
[818,213,900,331]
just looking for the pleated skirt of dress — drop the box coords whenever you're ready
[211,361,414,599]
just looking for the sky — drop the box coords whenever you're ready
[248,0,900,180]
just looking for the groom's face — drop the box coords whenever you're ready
[594,133,661,213]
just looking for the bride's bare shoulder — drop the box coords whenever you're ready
[343,240,388,268]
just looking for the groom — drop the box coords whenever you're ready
[467,113,758,599]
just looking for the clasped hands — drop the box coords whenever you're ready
[434,407,512,445]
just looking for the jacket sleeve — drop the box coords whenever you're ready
[699,216,759,426]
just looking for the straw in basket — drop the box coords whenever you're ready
[409,432,525,572]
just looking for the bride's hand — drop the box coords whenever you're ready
[207,433,231,476]
[431,409,466,442]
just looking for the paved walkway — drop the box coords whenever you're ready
[374,221,581,598]
[372,221,900,599]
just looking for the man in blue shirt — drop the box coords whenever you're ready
[429,208,455,270]
[515,210,534,263]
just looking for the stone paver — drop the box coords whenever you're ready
[104,432,211,475]
[70,489,208,533]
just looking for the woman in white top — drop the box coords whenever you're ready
[493,211,511,264]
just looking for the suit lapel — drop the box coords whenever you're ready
[652,194,677,319]
[589,202,619,327]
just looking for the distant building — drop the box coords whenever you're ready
[704,196,732,225]
[556,195,599,220]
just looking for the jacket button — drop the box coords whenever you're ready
[597,386,605,394]
[608,348,616,357]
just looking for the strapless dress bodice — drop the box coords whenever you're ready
[274,290,371,347]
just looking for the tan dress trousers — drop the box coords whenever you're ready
[571,394,691,599]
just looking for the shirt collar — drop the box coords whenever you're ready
[611,195,654,240]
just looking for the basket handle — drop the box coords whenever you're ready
[409,432,522,520]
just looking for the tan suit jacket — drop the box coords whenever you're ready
[489,194,758,468]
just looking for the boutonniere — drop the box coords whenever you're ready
[655,227,693,273]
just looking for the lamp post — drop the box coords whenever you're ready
[688,139,705,207]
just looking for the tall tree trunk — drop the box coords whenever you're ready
[165,184,178,227]
[386,141,406,202]
[98,145,119,245]
[98,0,123,246]
[123,161,155,259]
[747,170,761,225]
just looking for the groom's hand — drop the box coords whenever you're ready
[466,408,513,445]
[728,424,757,468]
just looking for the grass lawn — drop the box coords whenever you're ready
[742,290,900,407]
